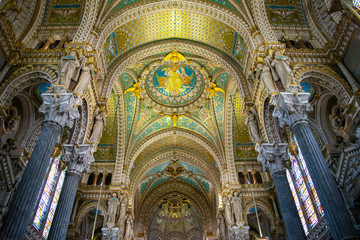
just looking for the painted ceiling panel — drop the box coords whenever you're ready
[104,10,246,67]
[42,0,85,26]
[265,0,308,27]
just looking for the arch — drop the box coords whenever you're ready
[101,40,249,101]
[0,66,55,107]
[127,128,223,175]
[244,201,276,231]
[295,66,351,106]
[136,181,215,235]
[75,201,108,229]
[129,149,221,198]
[95,0,255,52]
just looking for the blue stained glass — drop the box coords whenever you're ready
[287,170,308,234]
[33,157,60,230]
[295,141,324,216]
[290,155,318,228]
[354,0,360,10]
[42,170,65,238]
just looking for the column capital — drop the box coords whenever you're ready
[39,88,80,128]
[257,143,289,176]
[62,144,95,176]
[271,92,313,129]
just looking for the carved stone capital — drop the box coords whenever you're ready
[62,144,95,176]
[39,89,80,128]
[271,92,313,129]
[101,227,120,240]
[257,143,288,176]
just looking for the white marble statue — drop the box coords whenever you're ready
[271,50,293,88]
[59,51,81,89]
[231,191,243,222]
[124,213,134,240]
[107,193,120,225]
[88,106,106,143]
[245,109,262,143]
[217,212,226,240]
[257,62,278,94]
[224,196,234,225]
[117,197,127,228]
[72,63,95,95]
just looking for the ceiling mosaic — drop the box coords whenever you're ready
[140,161,211,195]
[42,0,85,26]
[134,135,215,167]
[94,91,117,162]
[144,63,205,108]
[147,195,203,240]
[265,0,308,27]
[232,91,257,161]
[110,0,238,13]
[104,10,246,68]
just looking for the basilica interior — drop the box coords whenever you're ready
[0,0,360,240]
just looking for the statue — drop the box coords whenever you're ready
[87,106,106,143]
[256,61,277,94]
[231,191,243,222]
[124,213,134,240]
[208,82,225,98]
[59,51,82,89]
[245,108,262,143]
[107,193,120,225]
[270,50,293,88]
[223,196,234,225]
[72,63,95,95]
[217,212,226,240]
[117,197,127,228]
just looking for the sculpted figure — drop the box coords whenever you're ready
[88,106,106,143]
[231,192,243,222]
[72,63,95,95]
[117,197,127,228]
[257,62,277,94]
[245,109,262,143]
[107,193,120,225]
[271,50,293,88]
[224,196,234,225]
[59,51,81,89]
[217,212,226,240]
[124,213,134,240]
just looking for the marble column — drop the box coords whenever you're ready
[337,60,360,93]
[48,144,95,240]
[0,88,79,239]
[258,143,306,240]
[43,36,55,50]
[272,92,358,239]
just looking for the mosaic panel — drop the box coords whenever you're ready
[213,92,225,140]
[177,116,215,144]
[120,72,135,90]
[178,175,202,192]
[191,103,218,138]
[145,63,204,107]
[265,0,308,27]
[125,92,136,140]
[42,0,85,26]
[135,117,173,145]
[94,92,117,162]
[104,10,246,67]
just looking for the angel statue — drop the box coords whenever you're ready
[72,62,96,95]
[59,50,82,89]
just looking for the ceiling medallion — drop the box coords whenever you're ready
[139,51,210,114]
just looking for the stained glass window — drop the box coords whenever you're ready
[354,0,360,10]
[286,169,308,234]
[287,137,324,235]
[33,155,65,239]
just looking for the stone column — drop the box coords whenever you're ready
[48,144,95,240]
[272,92,358,239]
[243,171,248,184]
[0,88,79,239]
[282,36,294,49]
[56,36,67,49]
[295,36,308,49]
[337,61,360,93]
[43,36,55,50]
[257,143,306,240]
